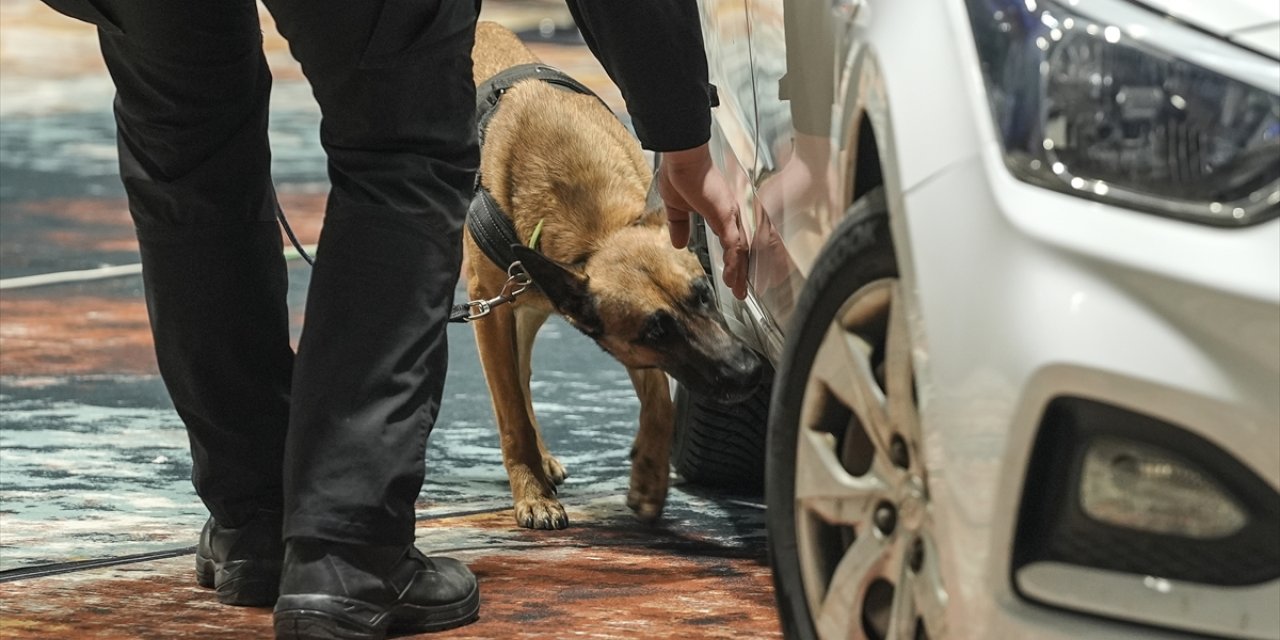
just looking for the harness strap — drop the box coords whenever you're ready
[474,63,609,150]
[465,63,610,273]
[466,186,524,280]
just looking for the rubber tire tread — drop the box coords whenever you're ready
[671,375,771,493]
[766,188,897,640]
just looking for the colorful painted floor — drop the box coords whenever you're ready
[0,497,777,639]
[0,1,781,637]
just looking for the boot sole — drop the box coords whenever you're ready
[273,586,480,640]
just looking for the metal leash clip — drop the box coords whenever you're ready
[459,261,533,322]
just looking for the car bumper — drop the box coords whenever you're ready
[899,149,1280,640]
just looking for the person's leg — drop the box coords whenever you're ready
[261,0,481,636]
[82,0,293,533]
[43,0,295,606]
[264,0,478,547]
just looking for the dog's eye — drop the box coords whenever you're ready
[644,311,674,343]
[692,279,714,308]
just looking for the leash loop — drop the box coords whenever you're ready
[505,261,533,294]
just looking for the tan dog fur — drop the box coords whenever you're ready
[466,23,715,529]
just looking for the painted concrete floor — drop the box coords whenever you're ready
[0,1,781,637]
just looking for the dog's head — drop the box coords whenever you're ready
[512,223,764,403]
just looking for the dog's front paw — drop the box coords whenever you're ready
[626,457,670,523]
[542,455,568,486]
[514,496,569,530]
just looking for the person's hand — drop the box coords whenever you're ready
[656,143,748,300]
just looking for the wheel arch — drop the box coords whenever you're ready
[833,45,930,396]
[849,115,884,208]
[832,47,904,241]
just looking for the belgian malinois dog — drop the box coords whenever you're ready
[466,22,764,530]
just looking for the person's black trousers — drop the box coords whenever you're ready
[41,0,480,546]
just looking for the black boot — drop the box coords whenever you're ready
[273,539,480,639]
[195,510,284,606]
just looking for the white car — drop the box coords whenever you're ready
[670,0,1280,638]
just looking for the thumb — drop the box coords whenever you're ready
[666,205,691,249]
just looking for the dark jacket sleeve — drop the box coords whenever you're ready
[565,0,718,152]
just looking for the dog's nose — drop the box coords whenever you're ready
[719,346,766,394]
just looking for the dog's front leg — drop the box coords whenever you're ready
[472,301,568,530]
[625,367,675,522]
[515,306,567,486]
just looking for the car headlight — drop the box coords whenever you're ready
[966,0,1280,226]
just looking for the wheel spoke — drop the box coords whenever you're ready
[815,531,890,640]
[883,283,919,440]
[913,535,949,638]
[795,429,892,527]
[886,538,919,639]
[809,318,894,458]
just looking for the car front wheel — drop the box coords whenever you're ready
[767,188,947,640]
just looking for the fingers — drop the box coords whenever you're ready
[666,206,691,249]
[696,181,748,301]
[718,211,748,300]
[724,254,747,300]
[690,173,738,242]
[658,144,749,300]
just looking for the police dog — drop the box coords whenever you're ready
[466,22,764,530]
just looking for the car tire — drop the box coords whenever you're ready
[767,188,946,640]
[671,376,770,492]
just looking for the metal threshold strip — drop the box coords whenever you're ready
[0,547,196,583]
[0,245,316,291]
[0,494,624,584]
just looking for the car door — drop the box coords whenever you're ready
[697,0,771,345]
[745,0,842,332]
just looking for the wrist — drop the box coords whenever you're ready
[661,143,712,169]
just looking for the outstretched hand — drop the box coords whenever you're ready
[656,143,748,300]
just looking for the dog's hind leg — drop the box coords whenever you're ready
[514,306,567,485]
[624,367,675,522]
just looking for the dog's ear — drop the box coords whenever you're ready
[631,204,667,229]
[511,245,604,337]
[632,177,667,228]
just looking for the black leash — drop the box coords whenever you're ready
[277,205,314,266]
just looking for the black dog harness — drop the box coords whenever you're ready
[467,63,609,271]
[449,63,613,323]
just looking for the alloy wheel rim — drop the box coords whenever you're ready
[793,278,948,639]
